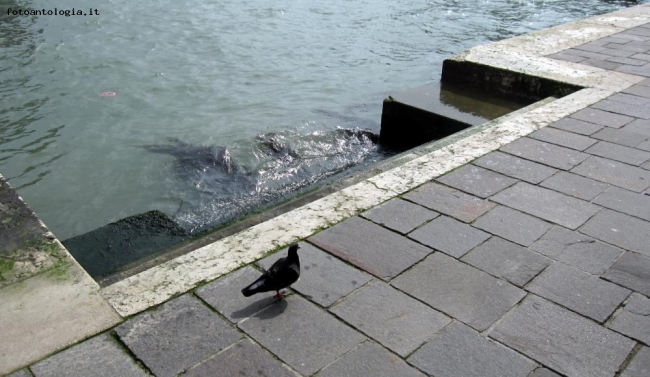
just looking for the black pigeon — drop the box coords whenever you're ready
[241,243,300,298]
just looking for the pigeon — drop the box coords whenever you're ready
[241,243,300,298]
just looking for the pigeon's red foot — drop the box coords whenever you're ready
[273,290,286,299]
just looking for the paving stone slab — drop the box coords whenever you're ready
[30,333,148,377]
[7,370,32,377]
[408,321,536,377]
[500,137,589,170]
[603,252,650,296]
[473,151,557,184]
[593,186,650,221]
[316,341,426,377]
[408,216,490,258]
[621,118,650,137]
[609,293,650,346]
[571,156,650,193]
[361,198,439,234]
[527,263,630,323]
[580,210,650,258]
[592,99,650,120]
[403,182,495,223]
[392,253,525,331]
[550,117,604,135]
[196,266,279,323]
[490,295,635,377]
[592,126,648,148]
[620,346,650,377]
[638,140,650,152]
[530,226,622,275]
[183,339,296,377]
[436,164,517,198]
[461,237,550,287]
[528,127,597,151]
[583,58,622,70]
[491,182,600,230]
[330,281,450,357]
[258,242,372,307]
[529,368,562,377]
[115,294,242,377]
[624,84,650,98]
[586,141,650,166]
[569,107,634,128]
[540,171,610,201]
[308,216,431,280]
[473,206,552,246]
[617,63,650,78]
[238,295,365,376]
[610,93,650,106]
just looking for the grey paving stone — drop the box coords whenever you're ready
[560,48,611,60]
[603,252,650,296]
[7,370,32,377]
[500,137,589,170]
[570,107,634,128]
[473,206,552,246]
[408,321,536,377]
[196,266,278,323]
[473,151,558,184]
[609,293,650,345]
[529,368,562,377]
[617,63,650,78]
[580,210,650,258]
[403,182,495,223]
[490,295,635,377]
[115,295,241,377]
[330,281,450,357]
[392,253,525,331]
[621,346,650,377]
[408,216,490,258]
[624,84,650,98]
[621,118,650,136]
[530,226,623,275]
[551,117,604,135]
[592,99,650,119]
[30,333,148,377]
[583,58,622,70]
[593,186,650,221]
[183,339,295,377]
[572,156,650,192]
[527,263,630,322]
[257,242,372,307]
[461,237,550,287]
[316,341,426,377]
[238,295,365,376]
[592,127,647,148]
[586,141,650,166]
[436,164,517,198]
[491,182,601,230]
[540,171,610,200]
[547,51,586,63]
[610,93,650,106]
[529,127,597,151]
[308,216,431,280]
[601,48,638,58]
[638,139,650,152]
[361,198,438,234]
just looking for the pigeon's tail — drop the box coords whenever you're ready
[241,277,267,297]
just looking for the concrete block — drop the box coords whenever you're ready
[609,293,650,345]
[403,182,495,223]
[408,216,490,258]
[408,321,535,377]
[436,164,517,198]
[308,217,431,280]
[473,206,552,246]
[362,198,438,234]
[392,253,525,331]
[238,295,365,376]
[330,281,450,357]
[603,251,650,296]
[490,295,635,377]
[115,295,241,377]
[491,182,600,229]
[473,151,557,184]
[500,137,589,170]
[572,156,650,192]
[461,237,551,287]
[581,210,650,258]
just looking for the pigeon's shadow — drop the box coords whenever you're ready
[231,295,289,321]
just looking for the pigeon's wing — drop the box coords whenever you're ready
[266,256,287,278]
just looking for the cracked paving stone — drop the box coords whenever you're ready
[620,346,650,377]
[527,263,630,323]
[580,210,650,258]
[403,182,495,223]
[473,151,557,184]
[392,253,525,331]
[115,294,242,377]
[435,164,517,198]
[572,156,650,193]
[329,280,450,357]
[408,216,490,258]
[500,137,589,170]
[609,293,650,345]
[602,251,650,296]
[408,321,536,377]
[472,206,552,246]
[489,295,635,377]
[238,294,365,376]
[540,171,610,201]
[30,333,148,377]
[308,216,431,280]
[361,198,439,234]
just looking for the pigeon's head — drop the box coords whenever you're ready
[288,243,300,256]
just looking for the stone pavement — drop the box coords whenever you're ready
[5,8,650,377]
